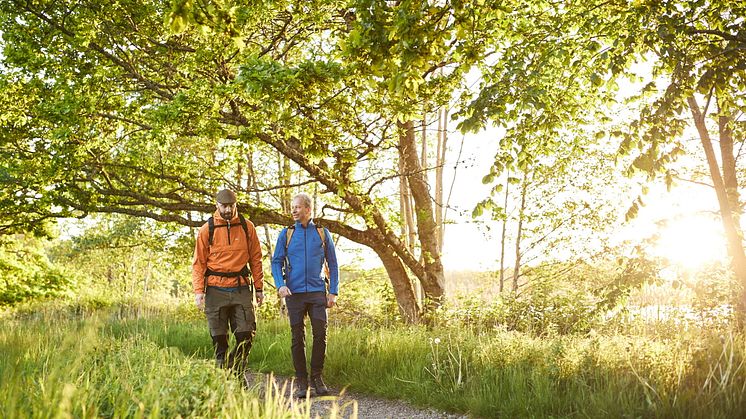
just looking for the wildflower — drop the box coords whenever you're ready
[434,337,441,345]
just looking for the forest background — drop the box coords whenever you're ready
[1,0,746,417]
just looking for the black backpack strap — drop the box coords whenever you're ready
[208,217,215,246]
[238,213,250,244]
[209,215,250,247]
[204,266,250,278]
[283,225,295,278]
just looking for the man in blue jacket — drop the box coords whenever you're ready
[271,192,339,398]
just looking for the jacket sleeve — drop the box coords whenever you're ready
[246,221,264,291]
[191,224,209,294]
[324,228,340,295]
[271,229,287,289]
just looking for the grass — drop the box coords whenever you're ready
[0,309,337,418]
[2,304,745,418]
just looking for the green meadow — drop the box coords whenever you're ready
[2,301,744,418]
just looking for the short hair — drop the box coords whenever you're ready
[292,193,312,210]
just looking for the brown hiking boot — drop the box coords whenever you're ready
[311,375,329,396]
[293,376,309,398]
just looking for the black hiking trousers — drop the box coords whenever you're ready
[286,291,328,379]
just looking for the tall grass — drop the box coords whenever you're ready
[319,324,745,418]
[0,309,342,418]
[2,304,745,418]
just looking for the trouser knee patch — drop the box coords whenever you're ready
[235,331,254,345]
[211,334,229,346]
[211,334,229,358]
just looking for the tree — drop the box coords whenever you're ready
[461,0,746,320]
[0,234,74,306]
[48,214,191,301]
[0,0,492,321]
[474,133,624,296]
[588,0,746,319]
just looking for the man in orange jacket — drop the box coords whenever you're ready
[192,189,264,372]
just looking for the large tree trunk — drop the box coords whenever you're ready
[718,100,740,228]
[399,120,446,305]
[374,245,420,323]
[400,140,420,304]
[688,96,746,320]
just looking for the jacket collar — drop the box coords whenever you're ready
[213,209,239,224]
[294,219,315,229]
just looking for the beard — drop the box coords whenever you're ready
[220,211,234,220]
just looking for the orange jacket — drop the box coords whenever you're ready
[192,210,264,293]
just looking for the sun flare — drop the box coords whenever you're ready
[650,215,727,271]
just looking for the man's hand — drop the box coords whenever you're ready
[195,293,205,310]
[278,286,292,298]
[326,294,337,308]
[256,291,264,306]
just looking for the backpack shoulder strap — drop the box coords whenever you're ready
[238,213,250,244]
[207,217,215,246]
[316,227,326,251]
[313,225,330,284]
[285,225,295,249]
[208,215,250,248]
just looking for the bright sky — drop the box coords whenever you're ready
[429,58,733,274]
[328,119,731,274]
[435,154,729,273]
[618,181,728,268]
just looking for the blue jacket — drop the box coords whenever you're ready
[271,220,339,295]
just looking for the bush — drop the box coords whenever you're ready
[434,276,600,335]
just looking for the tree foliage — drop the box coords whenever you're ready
[2,0,744,320]
[0,235,73,306]
[460,0,746,317]
[47,215,193,302]
[0,0,494,320]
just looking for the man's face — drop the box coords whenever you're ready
[217,202,236,221]
[291,198,311,223]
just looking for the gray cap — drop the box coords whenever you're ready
[215,189,237,204]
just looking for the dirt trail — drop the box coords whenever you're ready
[244,372,468,419]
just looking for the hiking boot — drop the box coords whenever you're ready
[311,375,329,396]
[293,376,309,399]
